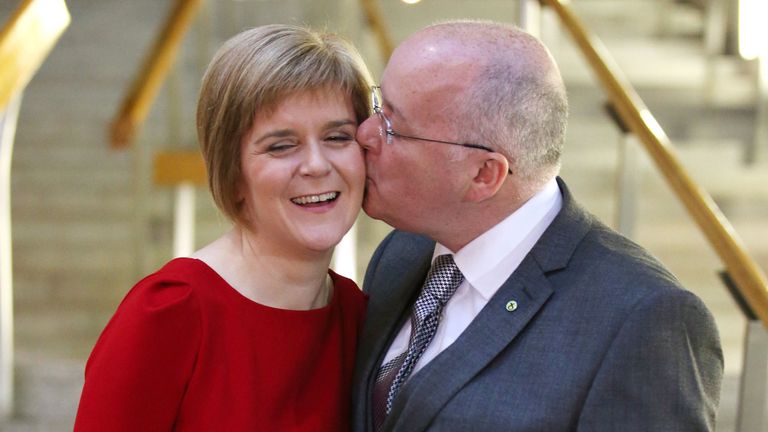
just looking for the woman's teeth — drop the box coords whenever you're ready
[291,192,338,205]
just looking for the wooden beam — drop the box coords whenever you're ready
[0,0,70,419]
[153,150,206,186]
[358,0,394,61]
[0,0,71,112]
[110,0,203,149]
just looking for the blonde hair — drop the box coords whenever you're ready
[196,24,372,227]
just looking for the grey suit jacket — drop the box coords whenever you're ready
[351,178,723,432]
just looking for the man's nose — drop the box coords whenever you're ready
[356,115,382,152]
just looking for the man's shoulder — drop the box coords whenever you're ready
[549,179,678,288]
[538,183,686,303]
[580,219,677,281]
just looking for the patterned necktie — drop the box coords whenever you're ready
[372,254,464,429]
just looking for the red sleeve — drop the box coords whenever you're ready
[74,273,201,431]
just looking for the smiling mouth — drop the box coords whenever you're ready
[290,192,339,206]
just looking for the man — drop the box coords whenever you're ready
[352,20,723,432]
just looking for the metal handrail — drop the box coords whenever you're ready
[540,0,768,327]
[109,0,202,149]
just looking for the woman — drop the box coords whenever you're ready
[75,24,372,431]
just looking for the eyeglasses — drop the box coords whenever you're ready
[371,86,513,175]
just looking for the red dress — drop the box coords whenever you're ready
[74,258,367,431]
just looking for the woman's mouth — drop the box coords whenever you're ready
[290,191,339,206]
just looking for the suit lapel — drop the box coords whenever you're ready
[354,233,435,431]
[384,256,554,432]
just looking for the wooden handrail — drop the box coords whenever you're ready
[541,0,768,327]
[109,0,202,149]
[154,149,205,186]
[358,0,394,61]
[0,0,71,112]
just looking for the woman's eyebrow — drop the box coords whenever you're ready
[251,119,356,145]
[323,119,357,129]
[252,129,293,145]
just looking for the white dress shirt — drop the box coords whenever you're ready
[380,178,563,376]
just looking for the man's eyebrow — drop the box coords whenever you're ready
[384,95,401,119]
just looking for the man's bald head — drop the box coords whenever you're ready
[388,20,568,185]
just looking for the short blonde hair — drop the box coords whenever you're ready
[196,24,372,227]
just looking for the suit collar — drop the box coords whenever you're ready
[530,177,594,272]
[435,177,562,301]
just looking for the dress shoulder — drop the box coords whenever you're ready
[75,259,205,431]
[111,258,208,317]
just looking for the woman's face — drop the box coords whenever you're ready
[238,87,365,254]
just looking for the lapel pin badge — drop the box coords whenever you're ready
[505,300,518,312]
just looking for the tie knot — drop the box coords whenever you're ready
[424,254,463,306]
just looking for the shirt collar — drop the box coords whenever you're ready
[433,178,562,301]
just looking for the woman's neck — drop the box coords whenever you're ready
[192,228,334,310]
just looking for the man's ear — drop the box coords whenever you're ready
[463,154,509,202]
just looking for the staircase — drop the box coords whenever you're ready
[1,0,765,430]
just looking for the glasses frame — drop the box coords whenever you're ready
[371,86,512,175]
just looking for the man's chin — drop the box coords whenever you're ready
[361,197,382,221]
[361,193,390,224]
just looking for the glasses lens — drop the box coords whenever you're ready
[371,86,382,114]
[371,86,390,144]
[374,112,387,142]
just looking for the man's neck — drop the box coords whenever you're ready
[435,176,554,252]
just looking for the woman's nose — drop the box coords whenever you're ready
[356,115,382,152]
[299,142,332,176]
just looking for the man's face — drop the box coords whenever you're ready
[356,45,472,235]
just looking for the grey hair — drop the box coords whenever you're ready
[426,20,568,182]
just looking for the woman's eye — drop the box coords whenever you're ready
[325,134,354,144]
[265,142,297,154]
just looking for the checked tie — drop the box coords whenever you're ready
[372,254,464,429]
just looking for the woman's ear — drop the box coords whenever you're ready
[235,181,245,204]
[234,180,248,215]
[463,154,509,202]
